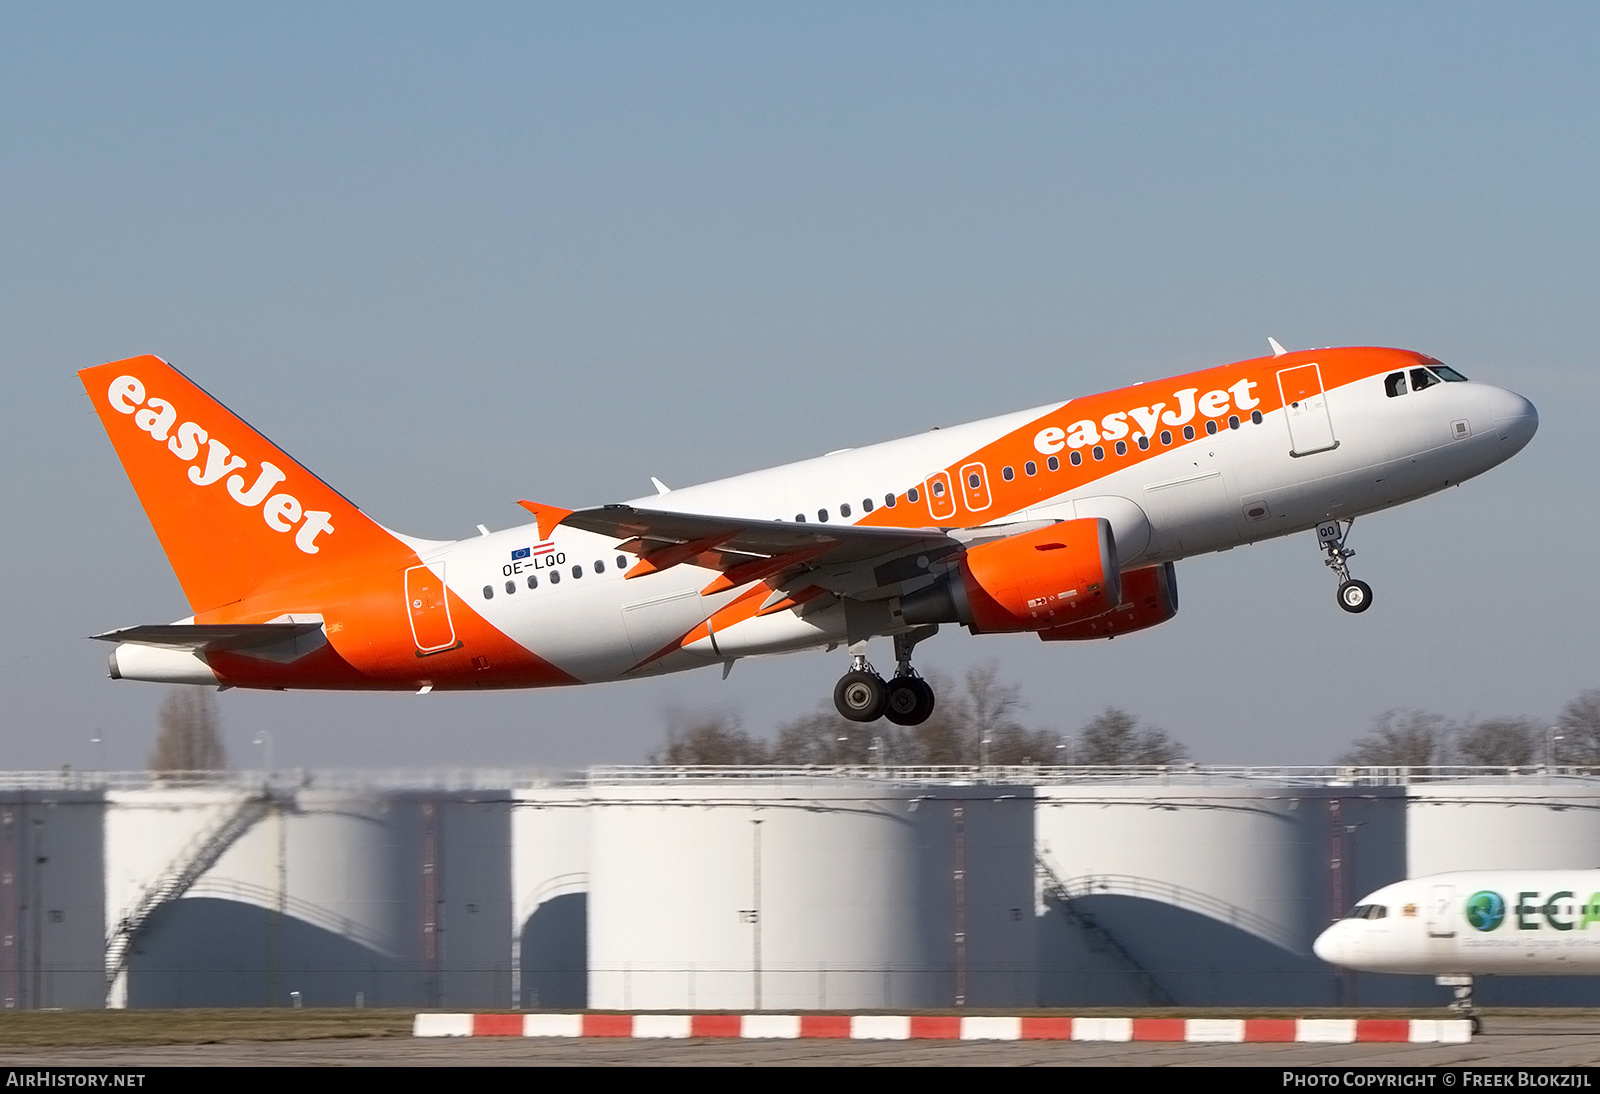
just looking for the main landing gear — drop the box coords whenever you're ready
[832,626,938,726]
[1318,518,1373,614]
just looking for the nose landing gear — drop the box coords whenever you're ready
[1318,519,1373,614]
[831,625,939,725]
[1437,975,1481,1034]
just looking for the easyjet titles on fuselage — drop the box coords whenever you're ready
[1035,379,1261,454]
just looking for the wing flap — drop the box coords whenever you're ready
[562,505,954,567]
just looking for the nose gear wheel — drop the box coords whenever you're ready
[1317,519,1374,614]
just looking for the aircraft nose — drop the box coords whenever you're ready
[1490,387,1538,456]
[1312,923,1343,965]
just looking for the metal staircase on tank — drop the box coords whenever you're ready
[1036,851,1175,1006]
[104,789,274,1005]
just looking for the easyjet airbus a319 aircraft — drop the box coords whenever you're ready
[81,344,1536,725]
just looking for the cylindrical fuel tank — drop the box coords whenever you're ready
[1407,776,1600,875]
[1034,776,1408,1005]
[585,774,1036,1010]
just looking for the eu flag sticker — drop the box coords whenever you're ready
[511,548,531,561]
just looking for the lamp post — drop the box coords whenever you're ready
[1548,727,1564,769]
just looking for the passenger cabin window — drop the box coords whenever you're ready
[1114,440,1127,456]
[1250,410,1262,425]
[1228,415,1240,430]
[505,580,516,594]
[885,493,896,507]
[840,502,851,517]
[1385,372,1407,398]
[1161,429,1173,445]
[1183,425,1196,440]
[1002,466,1014,481]
[1092,445,1104,461]
[795,514,806,522]
[527,574,538,589]
[572,565,583,578]
[549,570,560,584]
[817,508,829,522]
[1047,455,1059,471]
[862,497,874,513]
[908,487,919,502]
[594,559,605,574]
[1137,436,1149,450]
[1024,461,1037,476]
[1410,367,1441,392]
[1070,451,1082,466]
[616,555,628,569]
[1205,420,1218,435]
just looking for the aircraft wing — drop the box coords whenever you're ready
[90,623,325,651]
[556,504,960,593]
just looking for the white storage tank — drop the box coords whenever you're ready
[1407,776,1600,875]
[106,778,512,1009]
[512,785,591,1008]
[585,772,1036,1010]
[1034,775,1408,1006]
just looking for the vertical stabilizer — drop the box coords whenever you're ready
[80,355,407,613]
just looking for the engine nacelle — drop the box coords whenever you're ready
[902,518,1121,634]
[1038,562,1178,641]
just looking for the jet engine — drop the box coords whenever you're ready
[1037,562,1178,641]
[902,518,1121,633]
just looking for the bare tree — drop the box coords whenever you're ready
[1339,710,1451,766]
[1558,691,1600,765]
[147,689,227,774]
[649,711,771,765]
[771,710,874,765]
[1456,716,1538,767]
[1076,707,1189,765]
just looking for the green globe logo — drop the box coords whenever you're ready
[1466,890,1506,931]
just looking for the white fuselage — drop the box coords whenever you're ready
[420,371,1535,683]
[1315,871,1600,977]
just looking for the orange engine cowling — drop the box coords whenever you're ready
[1038,562,1177,641]
[903,518,1121,634]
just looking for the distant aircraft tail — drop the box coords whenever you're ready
[80,355,409,614]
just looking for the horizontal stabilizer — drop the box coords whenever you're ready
[91,623,324,652]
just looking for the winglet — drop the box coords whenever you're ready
[650,476,671,495]
[517,501,574,539]
[1268,337,1289,357]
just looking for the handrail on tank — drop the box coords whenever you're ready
[4,764,1600,791]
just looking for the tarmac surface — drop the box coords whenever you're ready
[3,1015,1600,1066]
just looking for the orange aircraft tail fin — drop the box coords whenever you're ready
[80,355,407,614]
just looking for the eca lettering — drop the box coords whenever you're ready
[1511,891,1600,931]
[1034,378,1260,454]
[107,375,335,554]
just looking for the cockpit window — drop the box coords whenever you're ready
[1410,368,1442,392]
[1344,903,1388,920]
[1384,372,1407,398]
[1431,364,1469,382]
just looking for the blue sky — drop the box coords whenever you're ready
[3,3,1595,769]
